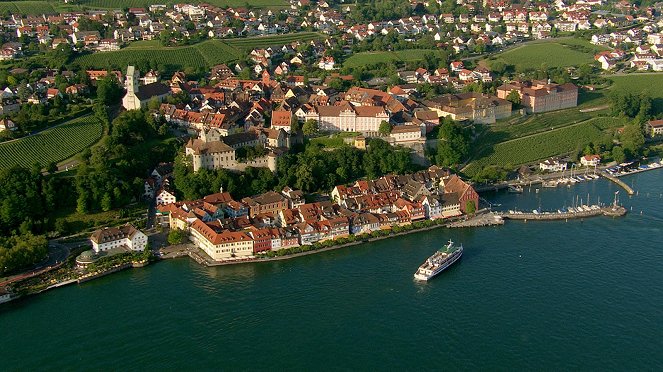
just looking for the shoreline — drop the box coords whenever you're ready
[5,166,654,304]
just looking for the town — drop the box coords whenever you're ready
[1,0,663,301]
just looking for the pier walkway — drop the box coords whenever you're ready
[498,205,627,221]
[600,172,634,195]
[448,212,504,228]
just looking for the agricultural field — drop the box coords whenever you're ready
[487,38,607,70]
[0,116,103,170]
[464,116,626,175]
[224,32,324,50]
[608,73,663,113]
[0,1,56,15]
[343,49,443,68]
[73,0,288,9]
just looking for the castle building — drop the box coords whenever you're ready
[496,80,578,114]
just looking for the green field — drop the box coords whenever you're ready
[343,49,444,68]
[464,116,626,175]
[488,39,607,70]
[608,73,663,113]
[0,1,56,14]
[0,116,103,170]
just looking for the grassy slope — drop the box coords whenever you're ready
[0,116,103,170]
[488,38,607,70]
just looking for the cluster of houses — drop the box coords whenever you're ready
[592,23,663,71]
[155,166,478,261]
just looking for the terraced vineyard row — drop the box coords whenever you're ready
[0,1,56,14]
[464,117,626,176]
[0,116,103,170]
[224,32,323,49]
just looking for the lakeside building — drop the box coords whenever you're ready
[159,167,478,262]
[647,119,663,137]
[539,158,568,172]
[89,224,148,253]
[422,93,512,124]
[496,80,578,114]
[580,154,601,167]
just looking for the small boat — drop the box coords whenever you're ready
[508,185,523,193]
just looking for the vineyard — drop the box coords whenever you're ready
[74,0,288,9]
[224,32,324,50]
[195,40,243,66]
[0,116,103,170]
[464,117,626,176]
[0,1,56,14]
[73,33,323,72]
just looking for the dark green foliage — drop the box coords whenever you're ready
[0,233,48,275]
[167,228,187,245]
[436,118,470,166]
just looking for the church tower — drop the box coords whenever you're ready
[126,65,139,94]
[122,65,142,110]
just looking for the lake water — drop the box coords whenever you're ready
[2,170,662,370]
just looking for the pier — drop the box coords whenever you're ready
[600,172,634,195]
[498,204,627,221]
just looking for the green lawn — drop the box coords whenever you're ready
[0,116,103,170]
[608,73,663,113]
[344,49,443,68]
[488,38,607,70]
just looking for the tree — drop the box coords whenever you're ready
[465,200,476,215]
[378,120,392,135]
[46,162,58,174]
[436,120,470,166]
[302,119,319,136]
[168,228,187,245]
[506,90,521,107]
[290,115,302,133]
[612,146,626,163]
[621,123,645,156]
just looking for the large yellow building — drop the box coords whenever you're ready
[497,80,578,114]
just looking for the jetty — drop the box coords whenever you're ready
[498,204,627,221]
